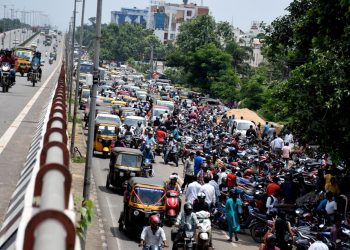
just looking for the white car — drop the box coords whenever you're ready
[232,119,256,137]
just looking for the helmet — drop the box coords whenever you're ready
[4,49,11,56]
[149,214,160,227]
[35,51,41,57]
[184,203,193,215]
[148,131,153,136]
[169,174,178,180]
[208,133,214,139]
[197,192,206,200]
[169,134,174,139]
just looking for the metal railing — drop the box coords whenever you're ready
[0,64,79,250]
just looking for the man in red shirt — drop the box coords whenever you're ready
[156,127,166,142]
[227,169,237,188]
[266,176,280,196]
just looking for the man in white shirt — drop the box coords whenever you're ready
[308,234,329,250]
[284,131,293,144]
[140,215,167,249]
[199,176,216,207]
[185,177,202,204]
[270,134,284,155]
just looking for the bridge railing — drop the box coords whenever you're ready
[0,64,79,250]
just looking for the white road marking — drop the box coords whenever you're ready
[0,51,62,155]
[220,229,238,247]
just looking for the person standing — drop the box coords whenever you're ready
[270,133,284,156]
[181,152,195,191]
[199,176,216,208]
[185,177,202,204]
[194,151,204,176]
[281,142,291,168]
[262,122,270,139]
[225,190,243,242]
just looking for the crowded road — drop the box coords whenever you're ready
[0,32,63,223]
[79,118,260,249]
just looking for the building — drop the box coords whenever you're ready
[111,7,148,26]
[237,21,265,67]
[147,0,209,44]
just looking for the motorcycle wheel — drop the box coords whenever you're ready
[20,72,24,77]
[32,80,35,87]
[250,223,268,243]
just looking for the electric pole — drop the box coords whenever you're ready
[71,0,86,155]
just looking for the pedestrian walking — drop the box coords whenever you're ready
[225,190,242,242]
[181,152,195,192]
[281,142,291,168]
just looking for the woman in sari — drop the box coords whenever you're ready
[225,189,242,242]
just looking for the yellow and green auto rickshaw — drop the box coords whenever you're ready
[118,177,166,237]
[94,114,121,157]
[106,147,144,190]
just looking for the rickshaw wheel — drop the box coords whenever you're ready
[106,174,110,189]
[118,222,123,231]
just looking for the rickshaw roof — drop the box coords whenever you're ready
[128,177,165,188]
[112,147,143,156]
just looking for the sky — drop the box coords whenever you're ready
[1,0,292,32]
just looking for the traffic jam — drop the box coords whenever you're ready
[78,64,350,250]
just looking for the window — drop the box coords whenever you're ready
[187,10,192,16]
[164,33,168,40]
[170,34,175,40]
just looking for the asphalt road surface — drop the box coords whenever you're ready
[0,33,63,223]
[79,116,259,250]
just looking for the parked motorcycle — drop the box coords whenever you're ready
[49,56,54,64]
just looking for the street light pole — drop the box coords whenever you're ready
[70,0,85,155]
[68,0,77,118]
[82,0,102,248]
[83,0,102,201]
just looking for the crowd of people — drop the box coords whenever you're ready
[97,78,349,250]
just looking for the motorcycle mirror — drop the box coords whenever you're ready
[319,224,325,229]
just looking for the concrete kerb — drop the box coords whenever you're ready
[68,116,107,250]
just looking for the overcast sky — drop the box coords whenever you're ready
[3,0,292,31]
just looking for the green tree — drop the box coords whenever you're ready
[186,43,239,100]
[176,15,218,52]
[263,0,350,162]
[240,74,266,110]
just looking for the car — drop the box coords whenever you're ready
[232,119,256,137]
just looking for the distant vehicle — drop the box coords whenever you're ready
[231,119,256,137]
[22,29,26,33]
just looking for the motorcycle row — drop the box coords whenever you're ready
[90,72,349,250]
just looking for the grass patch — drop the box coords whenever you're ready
[68,113,82,123]
[72,155,86,163]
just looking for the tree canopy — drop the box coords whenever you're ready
[78,22,164,62]
[262,0,350,162]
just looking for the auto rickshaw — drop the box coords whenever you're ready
[118,177,166,238]
[106,147,143,190]
[119,107,138,122]
[94,114,121,157]
[110,100,127,115]
[122,95,137,103]
[14,47,34,76]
